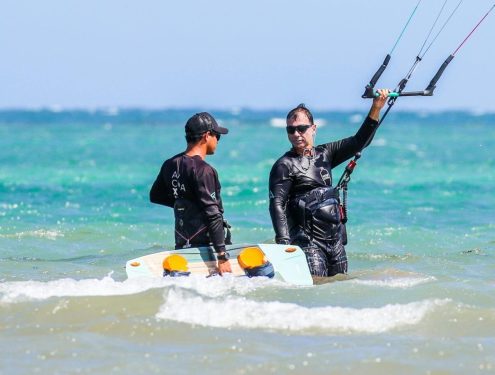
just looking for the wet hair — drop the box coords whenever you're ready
[185,132,205,144]
[286,103,314,125]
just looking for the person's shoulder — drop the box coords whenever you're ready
[189,155,211,167]
[270,151,295,175]
[316,141,336,154]
[164,152,185,165]
[315,144,330,153]
[190,156,217,176]
[273,150,295,166]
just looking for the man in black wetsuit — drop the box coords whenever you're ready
[269,90,389,277]
[150,112,232,275]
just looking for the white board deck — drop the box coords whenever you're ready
[126,243,313,286]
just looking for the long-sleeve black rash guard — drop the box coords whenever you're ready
[150,153,226,253]
[268,116,379,244]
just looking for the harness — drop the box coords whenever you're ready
[292,186,346,245]
[174,225,208,248]
[174,200,232,249]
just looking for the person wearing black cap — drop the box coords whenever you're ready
[268,90,389,278]
[150,112,232,275]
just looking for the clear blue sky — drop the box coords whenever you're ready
[1,0,494,111]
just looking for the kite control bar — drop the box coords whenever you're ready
[361,54,454,98]
[362,4,494,99]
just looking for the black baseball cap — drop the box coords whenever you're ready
[185,112,229,136]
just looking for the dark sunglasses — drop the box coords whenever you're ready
[209,131,221,141]
[286,125,312,135]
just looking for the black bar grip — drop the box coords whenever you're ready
[425,54,454,93]
[361,87,375,98]
[368,54,391,88]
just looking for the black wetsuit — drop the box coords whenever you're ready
[150,153,227,253]
[269,116,378,276]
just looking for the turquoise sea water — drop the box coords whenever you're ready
[1,109,494,374]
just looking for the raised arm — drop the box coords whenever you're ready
[328,89,389,168]
[368,89,389,121]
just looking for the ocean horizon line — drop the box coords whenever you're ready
[0,106,494,115]
[1,106,494,127]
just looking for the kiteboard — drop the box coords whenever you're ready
[126,243,313,286]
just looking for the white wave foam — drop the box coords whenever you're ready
[0,229,64,240]
[349,114,364,124]
[0,203,19,209]
[270,118,286,128]
[105,107,119,116]
[370,137,387,147]
[470,109,487,117]
[0,274,283,304]
[170,274,284,298]
[350,275,436,288]
[0,276,163,303]
[48,105,63,113]
[229,107,241,115]
[157,289,450,333]
[314,118,326,127]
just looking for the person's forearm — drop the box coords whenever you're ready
[368,104,381,122]
[206,211,226,253]
[269,200,290,243]
[368,88,389,121]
